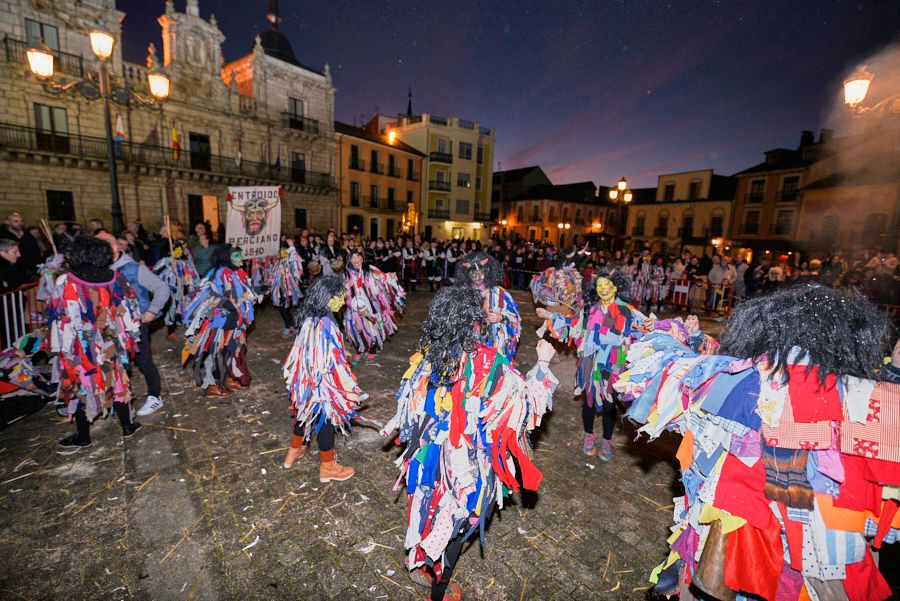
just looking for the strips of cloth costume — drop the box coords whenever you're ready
[343,265,406,355]
[615,334,900,601]
[530,265,583,313]
[45,272,140,420]
[0,334,52,394]
[181,266,256,387]
[383,345,558,578]
[267,246,304,309]
[483,286,520,360]
[153,242,200,327]
[283,314,367,437]
[541,298,645,404]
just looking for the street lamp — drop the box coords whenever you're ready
[608,176,633,203]
[842,64,900,118]
[26,33,169,233]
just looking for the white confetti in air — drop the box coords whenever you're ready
[241,535,260,552]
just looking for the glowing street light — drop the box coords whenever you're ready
[89,29,116,61]
[609,177,632,204]
[843,66,873,109]
[26,44,54,78]
[387,129,397,144]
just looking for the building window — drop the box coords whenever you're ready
[548,206,556,222]
[477,146,484,164]
[532,205,540,222]
[655,212,669,237]
[633,213,645,236]
[562,206,569,221]
[772,210,793,235]
[476,176,482,191]
[518,206,524,223]
[458,142,472,160]
[457,173,471,188]
[33,103,69,153]
[189,132,211,171]
[291,152,306,184]
[681,214,694,238]
[455,199,469,215]
[46,190,74,221]
[437,137,450,154]
[688,180,701,200]
[748,180,765,203]
[780,176,799,202]
[741,210,760,234]
[710,212,724,237]
[350,145,363,170]
[575,208,582,224]
[663,182,675,201]
[294,208,307,229]
[369,185,379,208]
[25,19,59,51]
[370,149,382,174]
[288,97,303,116]
[388,154,399,177]
[407,158,418,181]
[350,182,360,207]
[387,187,396,210]
[406,190,414,206]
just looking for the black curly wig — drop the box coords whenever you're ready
[582,264,632,311]
[67,236,113,269]
[419,286,486,386]
[346,248,370,273]
[719,283,890,384]
[456,251,502,289]
[211,244,242,269]
[298,275,345,321]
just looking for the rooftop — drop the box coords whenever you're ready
[334,121,426,156]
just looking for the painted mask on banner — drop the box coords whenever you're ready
[233,197,278,235]
[326,292,346,313]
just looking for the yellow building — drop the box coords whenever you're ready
[334,121,425,239]
[369,114,495,241]
[625,169,734,255]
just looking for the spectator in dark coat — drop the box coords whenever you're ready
[0,212,42,282]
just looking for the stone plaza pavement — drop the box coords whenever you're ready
[0,291,716,600]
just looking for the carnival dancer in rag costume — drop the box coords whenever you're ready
[282,276,364,482]
[684,313,719,355]
[269,239,304,339]
[529,253,584,315]
[614,284,899,601]
[381,286,558,601]
[342,249,406,365]
[154,223,200,341]
[47,236,143,448]
[456,252,521,361]
[536,265,646,461]
[181,245,257,397]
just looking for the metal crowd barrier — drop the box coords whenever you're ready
[1,283,44,349]
[667,277,733,316]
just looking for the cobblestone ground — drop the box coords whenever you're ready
[0,291,723,600]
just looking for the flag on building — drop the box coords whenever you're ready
[235,134,243,167]
[273,145,281,173]
[171,125,181,161]
[114,114,125,157]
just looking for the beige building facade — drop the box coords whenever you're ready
[0,0,337,234]
[334,121,425,240]
[375,113,494,241]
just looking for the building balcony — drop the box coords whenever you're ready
[779,191,799,202]
[428,208,451,219]
[407,169,420,181]
[745,193,764,204]
[429,180,451,192]
[0,122,335,190]
[387,166,402,178]
[429,151,453,164]
[631,226,645,236]
[349,157,366,171]
[769,223,794,236]
[740,223,760,235]
[359,196,405,213]
[5,37,84,78]
[370,162,385,175]
[474,212,492,222]
[653,227,669,237]
[280,112,320,135]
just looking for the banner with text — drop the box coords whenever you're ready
[226,186,282,259]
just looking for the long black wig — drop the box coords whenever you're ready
[582,264,632,312]
[456,251,502,289]
[297,275,345,321]
[719,283,890,383]
[68,235,114,270]
[419,285,486,386]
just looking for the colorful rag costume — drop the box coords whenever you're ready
[530,265,583,312]
[615,334,900,600]
[268,246,304,309]
[181,265,256,388]
[384,344,558,577]
[45,272,141,420]
[342,265,406,355]
[283,314,366,437]
[482,286,520,360]
[153,241,200,328]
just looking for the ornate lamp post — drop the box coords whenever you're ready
[606,176,633,250]
[843,65,900,118]
[26,32,170,233]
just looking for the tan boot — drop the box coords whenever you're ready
[319,449,355,482]
[283,444,306,469]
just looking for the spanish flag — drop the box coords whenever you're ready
[171,125,180,161]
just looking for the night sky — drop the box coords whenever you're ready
[118,1,900,188]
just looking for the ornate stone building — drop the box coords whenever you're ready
[0,0,337,234]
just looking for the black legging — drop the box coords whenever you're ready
[133,323,161,397]
[293,420,334,452]
[582,397,616,440]
[279,307,295,330]
[429,503,496,600]
[74,402,132,441]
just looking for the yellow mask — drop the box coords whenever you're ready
[326,293,346,312]
[595,277,617,305]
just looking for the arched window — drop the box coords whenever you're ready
[656,210,670,237]
[681,209,695,239]
[710,208,725,237]
[634,210,646,236]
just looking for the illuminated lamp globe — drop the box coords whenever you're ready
[843,66,873,108]
[147,69,170,99]
[90,30,116,61]
[608,189,617,200]
[387,130,397,144]
[26,45,54,78]
[617,177,628,191]
[623,191,633,203]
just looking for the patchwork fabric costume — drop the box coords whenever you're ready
[181,263,256,389]
[268,245,304,310]
[343,263,406,357]
[615,286,898,601]
[153,241,200,330]
[384,344,557,579]
[46,271,140,420]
